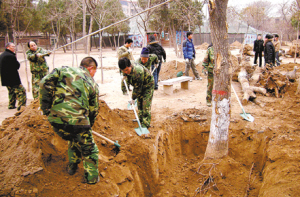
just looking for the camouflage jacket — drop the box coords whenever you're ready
[39,66,99,128]
[26,47,50,73]
[117,45,133,60]
[126,61,154,100]
[202,46,214,70]
[136,54,158,70]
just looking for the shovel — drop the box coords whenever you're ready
[231,84,254,122]
[123,80,150,136]
[151,65,157,75]
[92,131,121,148]
[127,100,137,110]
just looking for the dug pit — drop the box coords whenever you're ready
[1,97,291,197]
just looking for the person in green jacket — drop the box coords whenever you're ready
[39,57,99,184]
[202,43,214,107]
[119,57,154,128]
[26,41,51,99]
[117,38,133,95]
[136,47,158,71]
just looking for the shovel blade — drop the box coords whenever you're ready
[134,127,150,136]
[127,101,137,110]
[240,113,254,122]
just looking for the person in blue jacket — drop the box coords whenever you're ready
[182,31,201,80]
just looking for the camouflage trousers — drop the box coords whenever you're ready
[185,59,200,78]
[32,71,47,99]
[137,85,154,128]
[6,84,27,110]
[206,69,214,103]
[52,126,99,184]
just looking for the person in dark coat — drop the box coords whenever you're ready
[0,42,27,110]
[253,34,264,67]
[147,35,166,90]
[264,34,275,67]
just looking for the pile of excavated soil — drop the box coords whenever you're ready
[195,42,210,50]
[159,60,203,80]
[2,63,300,196]
[230,40,243,49]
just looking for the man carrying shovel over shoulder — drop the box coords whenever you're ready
[119,57,154,128]
[39,57,100,184]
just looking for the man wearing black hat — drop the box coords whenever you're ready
[147,35,166,90]
[136,47,158,71]
[253,34,264,67]
[264,34,275,67]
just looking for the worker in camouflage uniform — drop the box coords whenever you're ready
[202,43,214,107]
[119,57,154,128]
[0,42,27,110]
[26,41,51,99]
[39,57,100,184]
[136,47,158,71]
[117,38,133,95]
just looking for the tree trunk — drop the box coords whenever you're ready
[238,67,266,104]
[82,0,87,54]
[100,32,104,84]
[87,15,93,56]
[204,0,231,159]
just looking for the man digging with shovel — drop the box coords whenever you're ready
[39,57,100,184]
[119,57,154,129]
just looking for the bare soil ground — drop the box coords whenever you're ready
[0,46,300,197]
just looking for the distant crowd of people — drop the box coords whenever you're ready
[253,34,281,68]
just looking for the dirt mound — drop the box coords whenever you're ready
[195,42,209,50]
[2,71,300,196]
[230,41,243,49]
[159,60,202,80]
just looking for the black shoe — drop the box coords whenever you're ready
[8,106,16,109]
[82,176,100,184]
[67,163,78,175]
[154,87,158,90]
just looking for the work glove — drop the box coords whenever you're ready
[128,48,132,53]
[154,64,158,68]
[185,59,189,63]
[128,99,135,105]
[36,53,42,58]
[122,76,127,81]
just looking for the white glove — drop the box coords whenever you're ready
[128,100,135,105]
[185,59,189,63]
[36,53,42,58]
[47,51,52,55]
[122,76,127,81]
[154,64,158,68]
[128,48,132,53]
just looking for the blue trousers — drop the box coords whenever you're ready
[151,62,161,89]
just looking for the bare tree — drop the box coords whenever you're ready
[275,0,295,41]
[64,0,80,66]
[240,1,273,33]
[204,0,231,159]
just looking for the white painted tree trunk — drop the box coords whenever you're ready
[204,0,230,160]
